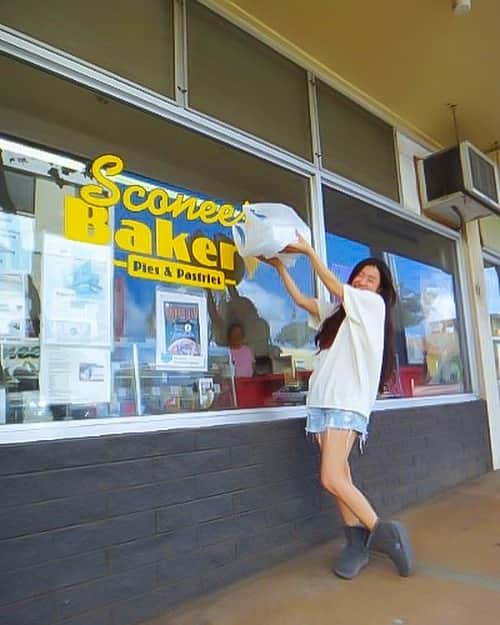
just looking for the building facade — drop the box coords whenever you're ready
[0,2,498,624]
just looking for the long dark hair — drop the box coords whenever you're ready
[315,258,397,392]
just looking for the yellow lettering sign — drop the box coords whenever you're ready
[163,193,194,220]
[219,204,244,227]
[219,241,238,272]
[155,218,191,263]
[115,219,152,255]
[80,154,122,207]
[65,154,247,289]
[127,254,225,290]
[64,196,111,245]
[195,200,219,224]
[122,185,149,212]
[77,154,245,227]
[191,237,218,267]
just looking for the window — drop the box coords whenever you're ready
[484,260,500,388]
[0,54,315,426]
[323,186,469,398]
[187,1,312,160]
[0,0,175,97]
[480,215,500,253]
[318,81,399,200]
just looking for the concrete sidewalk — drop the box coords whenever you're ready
[143,470,500,625]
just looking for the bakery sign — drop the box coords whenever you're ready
[64,154,245,290]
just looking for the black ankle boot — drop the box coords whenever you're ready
[334,525,370,579]
[368,520,416,577]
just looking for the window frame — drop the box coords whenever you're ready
[185,0,313,161]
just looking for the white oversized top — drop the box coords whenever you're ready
[307,284,386,420]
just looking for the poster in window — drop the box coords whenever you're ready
[0,272,26,340]
[198,377,215,409]
[0,387,5,424]
[40,345,111,404]
[0,212,34,273]
[404,331,425,365]
[156,290,208,371]
[41,233,112,347]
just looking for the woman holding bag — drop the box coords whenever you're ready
[261,234,415,580]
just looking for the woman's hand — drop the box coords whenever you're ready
[282,231,312,255]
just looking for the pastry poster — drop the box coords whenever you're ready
[156,290,208,371]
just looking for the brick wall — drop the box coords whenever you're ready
[0,400,491,625]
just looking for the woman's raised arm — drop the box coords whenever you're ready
[260,257,318,317]
[284,233,344,301]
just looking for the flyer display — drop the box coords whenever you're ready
[0,273,26,340]
[0,212,34,273]
[41,233,112,346]
[155,290,208,371]
[40,345,111,404]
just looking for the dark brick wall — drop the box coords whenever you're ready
[0,400,491,625]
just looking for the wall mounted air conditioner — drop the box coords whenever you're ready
[417,140,500,229]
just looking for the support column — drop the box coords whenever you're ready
[464,220,500,469]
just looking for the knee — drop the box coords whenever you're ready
[320,474,336,495]
[320,471,349,496]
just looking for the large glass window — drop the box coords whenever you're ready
[323,186,469,398]
[484,260,500,393]
[187,1,312,160]
[0,0,175,97]
[318,81,399,201]
[0,54,315,426]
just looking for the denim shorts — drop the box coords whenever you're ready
[306,407,369,449]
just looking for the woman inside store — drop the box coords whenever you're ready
[227,322,255,378]
[207,289,265,376]
[261,233,415,580]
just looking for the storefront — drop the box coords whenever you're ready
[0,2,494,624]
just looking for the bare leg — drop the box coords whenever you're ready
[316,434,360,526]
[319,428,378,530]
[337,463,361,526]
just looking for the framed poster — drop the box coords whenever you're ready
[155,290,208,371]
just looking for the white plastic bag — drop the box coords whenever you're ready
[232,203,311,268]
